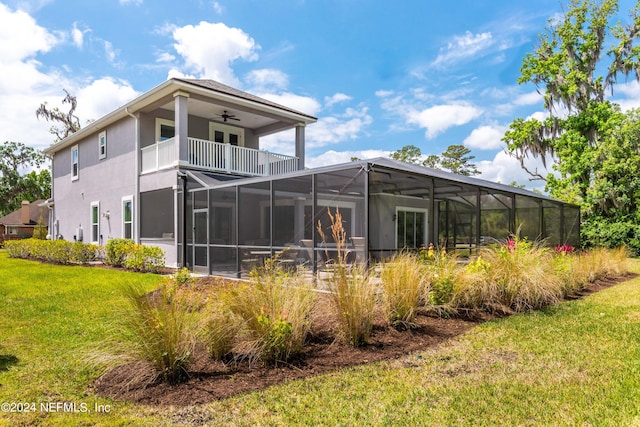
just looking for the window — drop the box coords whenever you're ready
[140,188,174,238]
[122,196,133,239]
[71,145,79,180]
[98,131,107,159]
[90,201,100,243]
[396,208,427,249]
[7,226,18,235]
[156,118,175,141]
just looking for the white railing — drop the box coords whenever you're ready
[141,137,176,173]
[188,137,298,176]
[141,137,298,176]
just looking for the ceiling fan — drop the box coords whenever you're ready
[216,110,240,122]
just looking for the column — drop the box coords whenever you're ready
[174,91,190,166]
[295,123,306,171]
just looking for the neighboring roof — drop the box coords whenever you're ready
[45,78,318,155]
[0,200,49,226]
[188,157,572,206]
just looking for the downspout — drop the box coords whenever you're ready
[125,107,140,244]
[45,153,55,239]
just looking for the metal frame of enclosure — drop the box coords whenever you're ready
[170,158,580,277]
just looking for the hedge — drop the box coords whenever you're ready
[5,238,165,273]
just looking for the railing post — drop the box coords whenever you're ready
[265,151,271,176]
[225,143,231,173]
[155,142,159,171]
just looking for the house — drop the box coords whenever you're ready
[0,200,49,244]
[45,78,580,276]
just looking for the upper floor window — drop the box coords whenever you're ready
[71,145,79,181]
[98,131,107,160]
[156,118,175,142]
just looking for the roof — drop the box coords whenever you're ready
[187,157,572,206]
[0,200,49,226]
[45,78,318,155]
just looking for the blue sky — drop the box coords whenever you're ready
[2,0,640,190]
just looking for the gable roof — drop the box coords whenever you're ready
[45,78,317,155]
[0,200,49,226]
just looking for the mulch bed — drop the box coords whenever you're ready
[93,273,635,406]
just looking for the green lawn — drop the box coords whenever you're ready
[1,251,640,426]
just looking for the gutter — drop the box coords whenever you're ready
[125,107,140,244]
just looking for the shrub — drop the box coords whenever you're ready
[174,267,193,287]
[120,282,199,383]
[224,267,316,365]
[425,250,459,306]
[123,245,165,273]
[318,208,376,346]
[5,239,74,264]
[481,237,564,312]
[449,254,499,312]
[5,240,30,258]
[202,297,243,361]
[71,241,98,263]
[381,252,429,327]
[105,238,135,267]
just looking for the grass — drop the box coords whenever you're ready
[1,251,640,425]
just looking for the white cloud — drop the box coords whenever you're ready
[612,80,640,111]
[156,51,175,63]
[407,103,483,139]
[244,69,289,91]
[375,89,394,98]
[307,107,373,148]
[0,4,65,149]
[463,125,507,150]
[119,0,143,5]
[0,3,58,63]
[259,106,373,155]
[259,92,322,116]
[324,93,352,107]
[75,77,139,122]
[432,31,493,67]
[169,21,259,85]
[477,150,550,191]
[103,40,118,63]
[71,22,84,48]
[212,2,223,14]
[305,149,390,169]
[513,90,542,106]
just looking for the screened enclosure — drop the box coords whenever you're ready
[175,158,579,277]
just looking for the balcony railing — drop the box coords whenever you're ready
[140,137,299,177]
[141,137,176,173]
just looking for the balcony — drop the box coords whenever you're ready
[141,137,299,176]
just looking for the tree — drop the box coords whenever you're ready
[36,89,81,143]
[439,144,480,176]
[389,144,481,176]
[503,0,640,252]
[390,144,423,164]
[503,0,640,193]
[0,141,50,217]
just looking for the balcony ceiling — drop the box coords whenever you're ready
[157,97,289,131]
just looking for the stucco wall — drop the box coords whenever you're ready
[51,116,140,245]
